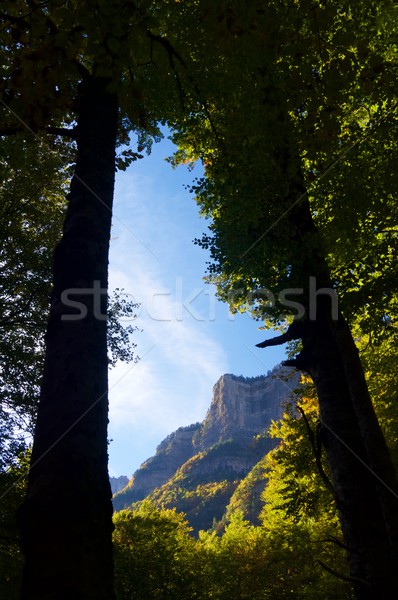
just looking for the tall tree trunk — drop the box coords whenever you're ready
[332,314,398,559]
[259,128,398,595]
[294,195,398,560]
[300,305,398,598]
[19,76,118,600]
[287,195,398,596]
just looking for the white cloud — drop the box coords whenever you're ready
[108,256,228,415]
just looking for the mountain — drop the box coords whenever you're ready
[109,475,129,495]
[113,367,299,531]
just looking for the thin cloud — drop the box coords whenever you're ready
[107,158,229,475]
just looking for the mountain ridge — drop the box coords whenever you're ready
[113,366,299,531]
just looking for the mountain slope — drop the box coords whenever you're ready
[146,434,275,533]
[113,368,299,530]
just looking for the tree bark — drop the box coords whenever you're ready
[265,132,398,595]
[332,315,398,560]
[300,306,398,599]
[19,76,118,600]
[287,197,398,597]
[295,195,398,555]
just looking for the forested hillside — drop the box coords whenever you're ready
[111,370,398,599]
[1,1,397,599]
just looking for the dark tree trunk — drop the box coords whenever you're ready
[19,77,118,600]
[260,127,398,596]
[300,306,398,599]
[286,198,398,597]
[332,315,398,558]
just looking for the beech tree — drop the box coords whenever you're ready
[169,1,398,597]
[113,503,203,600]
[0,135,140,600]
[0,1,186,598]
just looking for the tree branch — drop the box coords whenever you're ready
[282,348,312,371]
[1,126,77,139]
[0,126,22,137]
[318,560,370,587]
[146,31,186,67]
[71,58,91,80]
[321,535,355,553]
[256,320,304,348]
[147,30,187,108]
[45,126,77,139]
[256,330,294,348]
[297,405,336,498]
[146,30,224,148]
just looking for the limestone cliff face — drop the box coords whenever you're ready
[109,475,129,495]
[194,372,290,449]
[113,367,297,516]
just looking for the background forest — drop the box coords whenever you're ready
[1,1,398,599]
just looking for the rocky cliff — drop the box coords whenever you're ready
[194,372,293,449]
[113,423,201,508]
[109,475,129,495]
[113,367,299,529]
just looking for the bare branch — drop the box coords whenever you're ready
[318,560,370,586]
[283,350,311,371]
[297,405,336,497]
[256,330,294,348]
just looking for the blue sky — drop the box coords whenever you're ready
[107,135,286,477]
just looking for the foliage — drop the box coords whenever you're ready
[0,450,30,600]
[260,386,353,598]
[225,457,268,526]
[354,322,398,468]
[112,380,358,597]
[0,0,192,152]
[107,288,141,367]
[169,0,398,331]
[113,502,205,600]
[1,1,397,596]
[168,5,398,591]
[0,133,141,595]
[145,438,275,533]
[114,501,349,600]
[149,476,239,535]
[263,390,332,522]
[0,134,68,460]
[112,364,398,599]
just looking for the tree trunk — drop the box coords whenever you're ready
[332,315,398,559]
[300,306,398,598]
[295,195,398,554]
[266,128,398,594]
[286,197,398,597]
[19,76,118,600]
